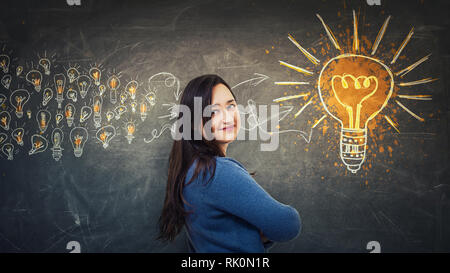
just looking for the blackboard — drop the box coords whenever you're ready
[0,0,449,252]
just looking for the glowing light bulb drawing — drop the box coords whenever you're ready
[108,75,120,104]
[145,91,156,106]
[36,109,51,134]
[318,54,393,173]
[51,128,64,161]
[80,106,92,123]
[26,70,43,92]
[67,67,80,83]
[29,134,48,155]
[125,121,136,144]
[77,75,91,99]
[89,67,101,86]
[130,101,137,113]
[55,111,63,126]
[11,128,24,146]
[42,88,53,106]
[70,127,88,157]
[0,133,6,146]
[65,103,75,127]
[39,58,51,75]
[0,111,11,130]
[66,87,78,102]
[106,111,115,122]
[16,66,23,76]
[140,101,148,122]
[1,74,11,89]
[0,54,10,73]
[93,95,102,128]
[26,110,32,119]
[10,89,30,118]
[126,80,138,100]
[120,92,128,105]
[98,84,106,96]
[54,73,66,108]
[114,105,127,120]
[0,94,6,106]
[2,143,14,160]
[96,125,116,149]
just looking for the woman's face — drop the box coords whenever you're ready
[203,83,240,144]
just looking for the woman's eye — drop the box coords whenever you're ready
[211,109,219,115]
[227,104,236,109]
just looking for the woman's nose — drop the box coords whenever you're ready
[223,109,234,124]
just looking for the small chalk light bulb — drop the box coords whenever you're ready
[120,92,128,105]
[38,58,51,75]
[10,89,30,118]
[70,127,88,158]
[0,54,10,73]
[66,87,78,102]
[1,143,14,160]
[108,75,120,104]
[28,134,48,155]
[77,75,91,99]
[114,105,127,120]
[89,67,101,86]
[140,101,148,122]
[0,133,7,146]
[93,95,102,128]
[106,111,115,122]
[0,111,11,130]
[42,88,53,106]
[125,121,135,144]
[98,84,106,96]
[67,67,79,83]
[130,101,137,113]
[80,106,92,123]
[36,109,51,134]
[1,74,12,89]
[55,111,63,126]
[145,91,156,106]
[51,128,64,161]
[65,103,75,127]
[11,128,24,146]
[16,66,23,76]
[96,125,116,149]
[26,70,43,92]
[126,80,138,100]
[54,73,66,109]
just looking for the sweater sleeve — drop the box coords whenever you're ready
[204,158,301,242]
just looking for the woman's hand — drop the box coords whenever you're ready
[260,230,270,243]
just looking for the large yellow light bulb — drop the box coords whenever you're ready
[318,54,394,173]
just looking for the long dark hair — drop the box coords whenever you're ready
[157,74,237,242]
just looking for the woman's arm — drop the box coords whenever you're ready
[205,159,301,242]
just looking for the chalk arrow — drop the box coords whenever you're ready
[232,73,270,89]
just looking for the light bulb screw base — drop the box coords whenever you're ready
[339,128,367,174]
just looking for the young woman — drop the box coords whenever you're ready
[157,74,301,253]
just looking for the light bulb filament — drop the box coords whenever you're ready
[74,135,83,148]
[331,74,378,129]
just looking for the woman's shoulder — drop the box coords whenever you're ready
[185,156,250,186]
[215,156,248,173]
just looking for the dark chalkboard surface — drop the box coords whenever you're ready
[0,0,449,252]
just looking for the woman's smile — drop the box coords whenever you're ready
[220,124,235,132]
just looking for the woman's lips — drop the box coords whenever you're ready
[220,125,235,132]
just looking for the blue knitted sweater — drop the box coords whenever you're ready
[183,156,301,253]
